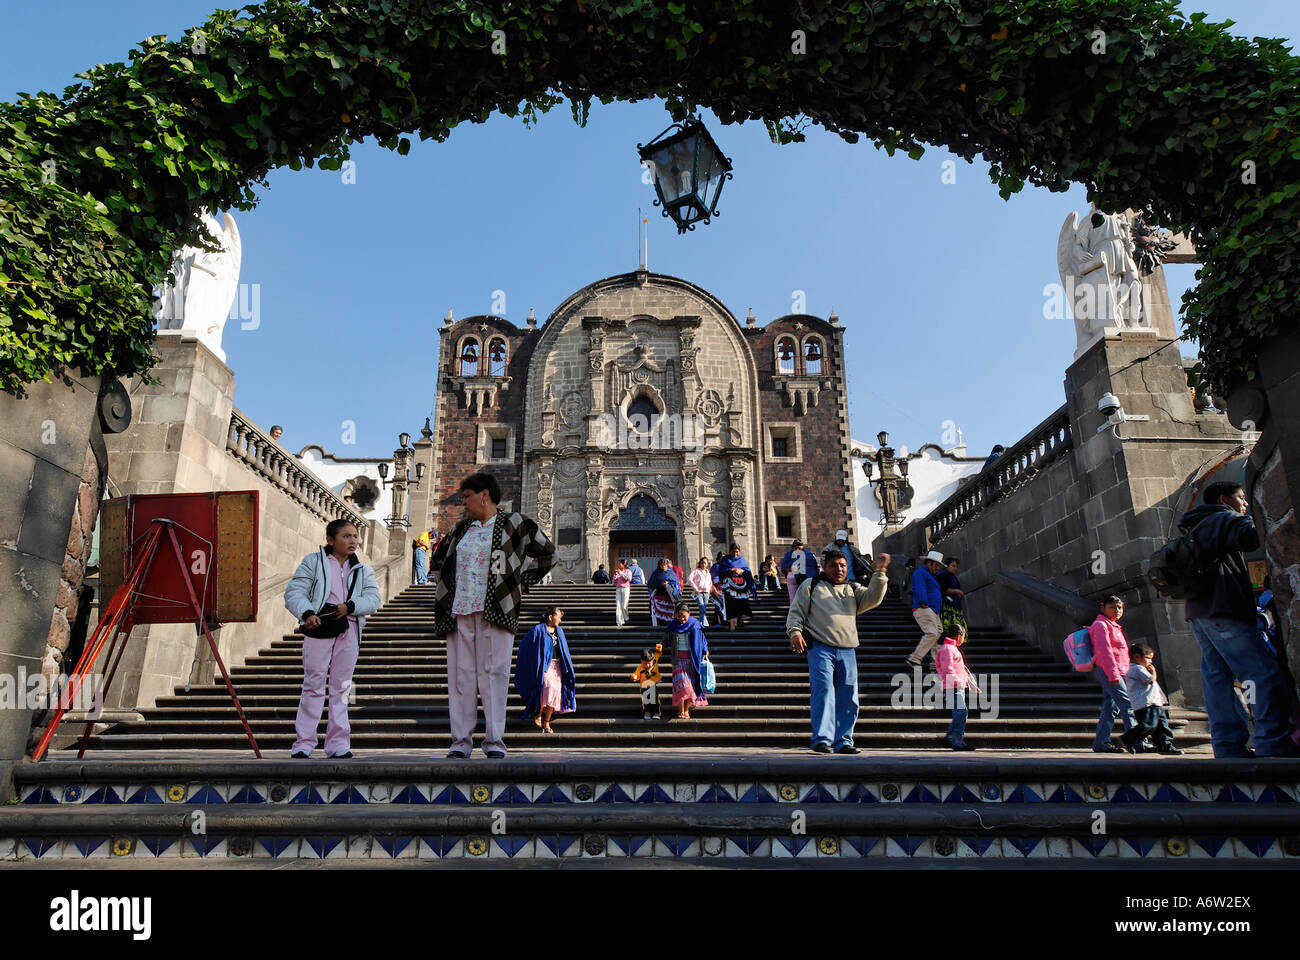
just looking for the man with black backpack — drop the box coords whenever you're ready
[1178,481,1298,758]
[787,550,891,754]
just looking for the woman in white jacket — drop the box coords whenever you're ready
[284,518,382,758]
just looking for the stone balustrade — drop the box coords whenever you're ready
[924,405,1073,543]
[226,408,367,530]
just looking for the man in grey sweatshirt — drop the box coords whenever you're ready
[787,550,891,753]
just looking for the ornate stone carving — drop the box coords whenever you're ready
[695,389,724,426]
[772,375,831,414]
[558,390,585,426]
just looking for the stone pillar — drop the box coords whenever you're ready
[680,459,703,564]
[583,458,604,578]
[0,372,104,795]
[1065,332,1240,708]
[100,332,235,712]
[404,419,436,560]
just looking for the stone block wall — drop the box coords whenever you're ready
[879,334,1242,709]
[100,333,390,712]
[0,372,103,794]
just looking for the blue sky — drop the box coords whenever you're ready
[3,1,1297,460]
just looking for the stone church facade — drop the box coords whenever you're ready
[427,270,858,580]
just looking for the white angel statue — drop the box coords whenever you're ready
[1057,206,1146,353]
[153,209,242,362]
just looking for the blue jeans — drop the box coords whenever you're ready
[946,688,968,744]
[807,643,859,749]
[413,546,427,585]
[1189,616,1296,757]
[694,592,709,625]
[1092,667,1135,750]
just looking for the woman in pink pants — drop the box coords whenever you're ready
[284,519,382,758]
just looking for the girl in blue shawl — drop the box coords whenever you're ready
[667,601,709,718]
[647,558,682,627]
[514,606,576,733]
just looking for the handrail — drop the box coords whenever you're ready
[924,404,1073,544]
[226,407,368,529]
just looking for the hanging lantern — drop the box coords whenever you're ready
[637,118,734,233]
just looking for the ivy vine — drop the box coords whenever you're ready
[1,0,1296,393]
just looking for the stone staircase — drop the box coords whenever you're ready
[11,583,1288,868]
[75,583,1210,751]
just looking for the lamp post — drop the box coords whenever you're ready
[638,118,734,233]
[862,431,913,527]
[379,433,424,528]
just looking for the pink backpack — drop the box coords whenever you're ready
[1063,628,1095,672]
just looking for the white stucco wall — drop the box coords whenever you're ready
[851,440,987,551]
[295,449,394,524]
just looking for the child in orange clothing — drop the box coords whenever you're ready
[630,643,664,720]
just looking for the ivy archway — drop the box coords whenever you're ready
[1,0,1297,395]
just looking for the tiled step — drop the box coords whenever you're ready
[9,756,1298,865]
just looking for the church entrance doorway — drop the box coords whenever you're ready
[608,494,676,574]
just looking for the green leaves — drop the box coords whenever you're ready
[0,0,1297,394]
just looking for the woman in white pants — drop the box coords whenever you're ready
[612,559,632,627]
[284,519,382,758]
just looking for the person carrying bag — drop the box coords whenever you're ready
[284,518,382,759]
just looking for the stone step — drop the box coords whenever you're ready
[9,755,1296,864]
[79,584,1161,754]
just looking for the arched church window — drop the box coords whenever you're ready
[627,394,659,432]
[488,338,507,377]
[776,336,796,375]
[459,338,480,377]
[804,337,824,376]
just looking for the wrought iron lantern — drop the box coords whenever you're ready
[638,118,734,233]
[864,429,913,527]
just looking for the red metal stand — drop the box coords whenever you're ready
[31,519,261,761]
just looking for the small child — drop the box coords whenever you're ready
[935,622,978,751]
[1124,643,1182,755]
[630,643,664,720]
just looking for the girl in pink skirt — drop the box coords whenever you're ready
[667,602,709,719]
[514,606,576,734]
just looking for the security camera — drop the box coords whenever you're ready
[1096,392,1150,437]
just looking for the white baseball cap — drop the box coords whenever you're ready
[835,529,849,541]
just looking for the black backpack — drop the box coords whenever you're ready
[1147,527,1215,600]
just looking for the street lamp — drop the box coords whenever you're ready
[378,432,424,528]
[864,429,913,527]
[638,118,734,233]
